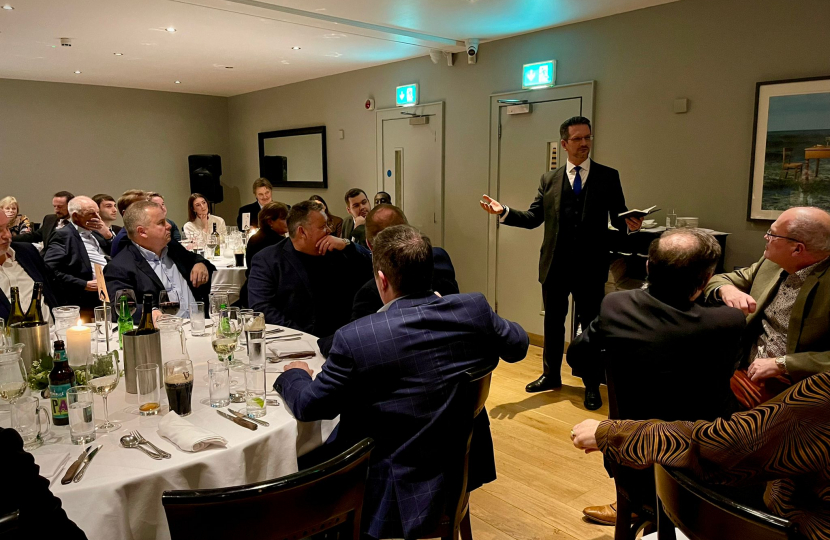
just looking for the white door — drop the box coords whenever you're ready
[488,83,594,336]
[377,103,444,246]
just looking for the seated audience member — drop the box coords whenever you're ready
[1,427,88,540]
[12,191,74,250]
[111,190,150,257]
[104,201,214,322]
[237,178,272,230]
[703,206,830,407]
[340,188,371,248]
[570,229,746,526]
[92,194,121,236]
[248,200,371,335]
[44,196,111,319]
[1,196,32,236]
[309,195,344,238]
[147,192,181,242]
[572,370,830,540]
[0,210,61,320]
[183,193,225,238]
[373,191,391,206]
[276,225,529,540]
[245,201,289,268]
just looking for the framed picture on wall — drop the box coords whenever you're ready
[748,76,830,220]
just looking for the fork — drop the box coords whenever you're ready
[132,430,172,459]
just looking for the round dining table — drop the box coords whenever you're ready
[2,323,334,540]
[207,254,248,305]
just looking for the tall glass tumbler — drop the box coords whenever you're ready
[208,360,230,408]
[93,305,112,352]
[66,386,95,445]
[136,363,161,416]
[190,301,206,336]
[245,365,267,418]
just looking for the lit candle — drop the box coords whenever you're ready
[66,319,92,368]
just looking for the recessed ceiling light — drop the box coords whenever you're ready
[2,5,14,10]
[114,52,123,56]
[73,70,81,74]
[175,80,181,84]
[291,46,301,50]
[165,26,176,33]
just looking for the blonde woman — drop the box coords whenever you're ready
[1,196,32,235]
[183,193,226,238]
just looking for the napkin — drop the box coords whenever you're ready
[35,452,72,486]
[268,340,316,360]
[158,412,228,452]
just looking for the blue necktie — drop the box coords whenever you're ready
[573,165,583,195]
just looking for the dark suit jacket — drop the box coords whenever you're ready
[276,292,529,540]
[103,241,215,323]
[245,228,286,269]
[43,225,111,309]
[248,240,371,333]
[236,201,261,229]
[341,216,368,248]
[12,214,64,251]
[0,243,62,320]
[502,160,629,283]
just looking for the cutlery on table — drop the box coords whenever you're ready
[266,334,303,341]
[266,399,281,407]
[216,409,258,430]
[62,446,93,485]
[120,434,163,459]
[73,445,103,483]
[228,408,270,427]
[132,430,172,459]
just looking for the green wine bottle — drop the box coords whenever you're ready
[6,286,25,328]
[117,294,134,349]
[23,282,45,324]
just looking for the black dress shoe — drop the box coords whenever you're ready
[584,388,603,411]
[525,375,562,393]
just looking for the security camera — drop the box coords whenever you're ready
[429,49,442,64]
[465,38,479,64]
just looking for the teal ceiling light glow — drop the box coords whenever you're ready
[396,83,419,107]
[522,60,556,90]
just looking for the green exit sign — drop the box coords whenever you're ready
[522,60,556,89]
[396,83,419,107]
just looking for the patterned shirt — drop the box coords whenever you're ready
[71,222,108,278]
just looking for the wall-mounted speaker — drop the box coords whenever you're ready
[188,154,223,203]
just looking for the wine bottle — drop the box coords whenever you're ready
[23,282,45,324]
[49,340,76,426]
[210,223,221,257]
[117,294,134,349]
[137,294,156,333]
[6,286,25,327]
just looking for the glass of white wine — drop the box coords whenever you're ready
[0,344,28,405]
[86,351,121,432]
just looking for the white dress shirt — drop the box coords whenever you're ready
[72,222,108,278]
[183,214,227,238]
[0,247,37,312]
[135,244,198,318]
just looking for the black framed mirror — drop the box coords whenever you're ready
[258,126,327,189]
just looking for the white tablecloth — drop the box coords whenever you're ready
[208,255,247,304]
[3,324,334,540]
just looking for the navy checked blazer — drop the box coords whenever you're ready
[276,292,529,540]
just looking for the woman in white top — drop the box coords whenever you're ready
[183,193,226,238]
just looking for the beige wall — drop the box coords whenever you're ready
[0,79,228,227]
[227,0,830,294]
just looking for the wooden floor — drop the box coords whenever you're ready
[469,345,616,540]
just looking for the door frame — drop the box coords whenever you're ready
[486,81,595,304]
[376,101,445,245]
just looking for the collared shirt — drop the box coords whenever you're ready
[752,258,828,362]
[0,247,37,312]
[135,244,197,318]
[377,295,404,313]
[72,222,108,278]
[566,158,591,189]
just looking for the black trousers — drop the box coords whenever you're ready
[541,272,605,388]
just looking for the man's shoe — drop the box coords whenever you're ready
[525,375,562,393]
[584,388,603,410]
[582,503,637,526]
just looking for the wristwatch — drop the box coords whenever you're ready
[342,238,352,247]
[775,356,788,374]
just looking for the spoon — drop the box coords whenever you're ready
[120,435,163,460]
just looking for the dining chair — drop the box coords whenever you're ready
[654,464,798,540]
[780,147,804,181]
[162,437,375,540]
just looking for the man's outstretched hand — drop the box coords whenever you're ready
[479,195,504,215]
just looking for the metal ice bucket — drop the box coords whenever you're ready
[9,322,51,374]
[122,329,162,394]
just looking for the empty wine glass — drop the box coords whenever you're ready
[159,290,181,317]
[86,351,121,432]
[115,289,137,317]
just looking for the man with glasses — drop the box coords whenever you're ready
[704,206,830,398]
[479,116,642,410]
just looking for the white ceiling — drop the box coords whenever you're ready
[0,0,679,97]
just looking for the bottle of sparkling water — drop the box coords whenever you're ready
[117,294,134,349]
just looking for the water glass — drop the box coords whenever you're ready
[136,363,161,416]
[208,360,230,408]
[94,305,112,350]
[245,365,266,418]
[11,395,51,449]
[247,331,266,367]
[190,301,206,336]
[66,387,96,445]
[53,306,81,340]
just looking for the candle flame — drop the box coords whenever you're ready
[77,319,83,326]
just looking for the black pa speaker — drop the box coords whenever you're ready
[188,154,223,204]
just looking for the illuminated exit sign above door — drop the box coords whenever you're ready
[522,60,556,89]
[396,84,419,107]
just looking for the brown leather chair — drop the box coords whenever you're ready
[162,438,374,540]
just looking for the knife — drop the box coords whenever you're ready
[61,446,93,485]
[72,445,103,483]
[228,408,269,427]
[216,409,258,430]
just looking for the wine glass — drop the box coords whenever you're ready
[86,352,121,432]
[159,290,181,316]
[115,289,137,317]
[0,346,28,405]
[209,292,229,328]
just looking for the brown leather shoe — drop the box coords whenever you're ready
[582,502,638,526]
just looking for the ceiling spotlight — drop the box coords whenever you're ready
[73,70,81,74]
[291,46,301,50]
[175,80,181,84]
[2,5,13,10]
[165,26,176,33]
[114,52,123,56]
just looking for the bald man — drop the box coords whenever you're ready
[704,206,830,384]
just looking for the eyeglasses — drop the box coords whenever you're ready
[765,229,803,244]
[566,136,594,144]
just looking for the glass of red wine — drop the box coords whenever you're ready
[159,290,181,316]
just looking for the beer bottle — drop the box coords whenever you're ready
[49,340,76,426]
[23,282,46,324]
[117,294,134,348]
[6,286,25,328]
[137,294,156,333]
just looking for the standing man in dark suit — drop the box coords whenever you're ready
[12,191,74,251]
[236,177,273,230]
[105,201,214,322]
[480,116,643,410]
[276,225,529,540]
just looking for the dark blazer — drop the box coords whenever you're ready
[43,225,111,309]
[341,217,368,248]
[0,243,62,320]
[248,240,371,333]
[12,214,64,250]
[236,201,261,229]
[502,160,629,283]
[245,228,286,269]
[104,241,215,323]
[276,292,529,540]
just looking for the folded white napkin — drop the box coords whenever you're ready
[158,412,228,452]
[35,452,72,486]
[268,340,316,359]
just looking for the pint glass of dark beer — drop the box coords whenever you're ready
[164,359,194,416]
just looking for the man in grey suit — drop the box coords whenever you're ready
[480,116,642,410]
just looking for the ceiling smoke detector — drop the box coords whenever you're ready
[60,37,72,47]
